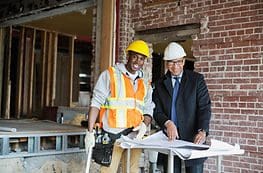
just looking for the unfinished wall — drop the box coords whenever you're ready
[0,153,87,173]
[118,0,263,172]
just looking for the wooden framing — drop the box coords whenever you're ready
[22,29,31,116]
[27,29,36,118]
[100,0,115,71]
[2,27,12,119]
[0,0,97,119]
[15,27,25,118]
[40,31,47,109]
[1,26,75,118]
[69,36,74,107]
[45,32,52,106]
[51,33,58,106]
[0,28,5,116]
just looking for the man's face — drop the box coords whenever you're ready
[126,51,146,74]
[166,58,185,76]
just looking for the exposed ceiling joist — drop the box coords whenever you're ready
[0,0,95,28]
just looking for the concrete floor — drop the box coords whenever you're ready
[0,153,87,173]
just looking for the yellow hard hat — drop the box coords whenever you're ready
[126,40,150,58]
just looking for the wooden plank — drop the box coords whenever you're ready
[100,0,115,71]
[45,33,52,106]
[23,24,75,38]
[51,33,58,106]
[40,31,47,108]
[15,27,25,118]
[22,29,30,115]
[3,27,12,119]
[0,28,5,117]
[68,36,74,107]
[27,29,36,118]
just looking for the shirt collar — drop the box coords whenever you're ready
[116,62,141,80]
[171,71,183,79]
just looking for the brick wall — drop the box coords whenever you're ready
[119,0,263,172]
[118,0,134,62]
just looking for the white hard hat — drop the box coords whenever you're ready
[163,42,186,60]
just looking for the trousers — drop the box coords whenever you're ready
[159,153,204,173]
[100,142,142,173]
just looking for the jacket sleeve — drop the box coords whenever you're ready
[152,84,170,129]
[196,74,211,134]
[143,83,155,117]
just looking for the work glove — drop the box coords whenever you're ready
[133,122,147,140]
[85,130,95,153]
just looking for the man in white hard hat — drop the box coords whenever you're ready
[152,42,211,173]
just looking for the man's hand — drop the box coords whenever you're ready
[165,120,179,141]
[133,122,147,140]
[194,130,206,144]
[85,130,95,152]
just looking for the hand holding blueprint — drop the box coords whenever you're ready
[120,131,209,149]
[120,131,244,160]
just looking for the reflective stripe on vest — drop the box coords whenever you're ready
[99,66,146,128]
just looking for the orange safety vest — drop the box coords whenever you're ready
[99,66,146,128]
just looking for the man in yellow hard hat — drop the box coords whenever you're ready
[86,40,154,173]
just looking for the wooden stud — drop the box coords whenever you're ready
[27,29,36,118]
[15,27,25,118]
[69,36,74,107]
[40,31,47,109]
[0,28,5,117]
[100,0,115,71]
[45,33,52,106]
[51,33,58,106]
[3,26,12,119]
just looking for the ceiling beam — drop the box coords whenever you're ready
[0,0,95,27]
[135,23,200,44]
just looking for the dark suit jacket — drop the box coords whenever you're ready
[153,69,211,166]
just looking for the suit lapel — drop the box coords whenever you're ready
[178,70,187,97]
[163,72,173,97]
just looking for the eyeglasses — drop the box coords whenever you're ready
[167,59,184,66]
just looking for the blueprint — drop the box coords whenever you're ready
[120,131,244,160]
